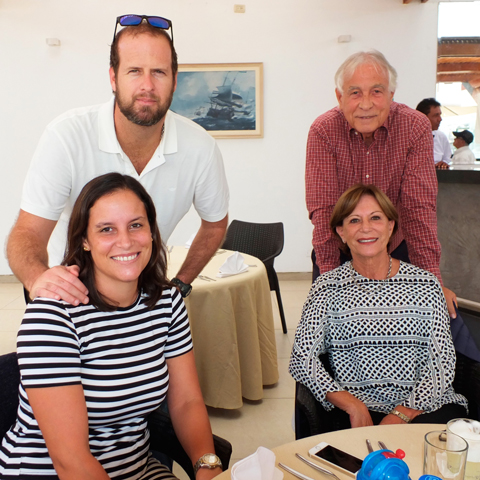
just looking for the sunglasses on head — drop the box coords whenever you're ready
[113,15,174,44]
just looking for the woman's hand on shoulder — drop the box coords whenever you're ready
[326,391,373,428]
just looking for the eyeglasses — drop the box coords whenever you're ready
[113,15,174,44]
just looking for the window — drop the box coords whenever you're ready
[437,2,480,159]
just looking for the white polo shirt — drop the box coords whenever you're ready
[21,97,229,266]
[433,130,452,164]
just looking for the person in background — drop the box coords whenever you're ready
[7,15,229,306]
[305,50,457,318]
[291,184,467,430]
[452,129,476,164]
[416,97,452,170]
[0,173,223,480]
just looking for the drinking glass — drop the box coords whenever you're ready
[447,418,480,480]
[424,430,468,480]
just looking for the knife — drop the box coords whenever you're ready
[279,463,315,480]
[295,453,341,480]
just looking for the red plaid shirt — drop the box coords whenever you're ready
[306,102,442,281]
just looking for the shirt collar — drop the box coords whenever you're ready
[97,97,178,171]
[98,97,119,154]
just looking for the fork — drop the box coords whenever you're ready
[197,275,211,282]
[198,275,216,282]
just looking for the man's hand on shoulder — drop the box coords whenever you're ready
[443,286,457,319]
[30,265,89,306]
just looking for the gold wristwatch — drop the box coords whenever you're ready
[389,408,411,423]
[194,453,222,475]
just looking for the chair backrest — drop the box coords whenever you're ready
[0,352,20,439]
[452,306,480,421]
[221,220,284,266]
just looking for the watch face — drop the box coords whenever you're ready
[205,454,217,465]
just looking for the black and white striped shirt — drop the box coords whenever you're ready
[0,288,191,479]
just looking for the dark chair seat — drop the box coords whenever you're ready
[221,220,287,333]
[0,352,231,480]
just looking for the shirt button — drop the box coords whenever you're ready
[367,151,370,155]
[366,174,370,179]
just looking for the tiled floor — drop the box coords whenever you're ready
[0,274,312,479]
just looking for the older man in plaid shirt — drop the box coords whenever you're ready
[306,49,457,317]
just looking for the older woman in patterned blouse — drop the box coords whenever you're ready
[290,183,467,429]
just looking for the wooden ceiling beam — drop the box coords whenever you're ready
[438,43,480,57]
[437,72,480,84]
[437,63,480,73]
[438,57,480,64]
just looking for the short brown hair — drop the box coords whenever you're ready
[110,23,178,77]
[329,184,399,254]
[62,173,171,311]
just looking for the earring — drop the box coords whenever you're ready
[84,246,90,251]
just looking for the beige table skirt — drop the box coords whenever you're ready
[167,247,279,409]
[216,423,440,479]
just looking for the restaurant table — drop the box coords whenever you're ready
[215,423,440,479]
[167,247,279,409]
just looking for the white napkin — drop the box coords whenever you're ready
[231,446,283,480]
[217,251,249,278]
[185,233,196,249]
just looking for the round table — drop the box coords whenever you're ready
[167,247,279,409]
[216,423,440,479]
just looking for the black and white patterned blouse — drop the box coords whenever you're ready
[289,261,467,414]
[0,288,191,479]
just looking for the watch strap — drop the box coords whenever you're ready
[171,277,192,298]
[389,408,411,423]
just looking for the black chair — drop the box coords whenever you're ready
[221,220,287,333]
[294,309,480,439]
[0,352,232,480]
[451,305,480,422]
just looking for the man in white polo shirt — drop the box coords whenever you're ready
[7,16,229,304]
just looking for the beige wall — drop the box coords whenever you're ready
[0,0,440,274]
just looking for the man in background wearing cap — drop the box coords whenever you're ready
[452,130,476,164]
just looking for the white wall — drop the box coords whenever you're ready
[0,0,440,275]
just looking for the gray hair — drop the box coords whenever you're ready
[334,50,398,94]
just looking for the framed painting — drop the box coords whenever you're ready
[170,63,263,139]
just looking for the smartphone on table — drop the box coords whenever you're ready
[308,442,363,477]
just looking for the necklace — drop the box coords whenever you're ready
[350,255,392,294]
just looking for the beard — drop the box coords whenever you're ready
[115,88,175,127]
